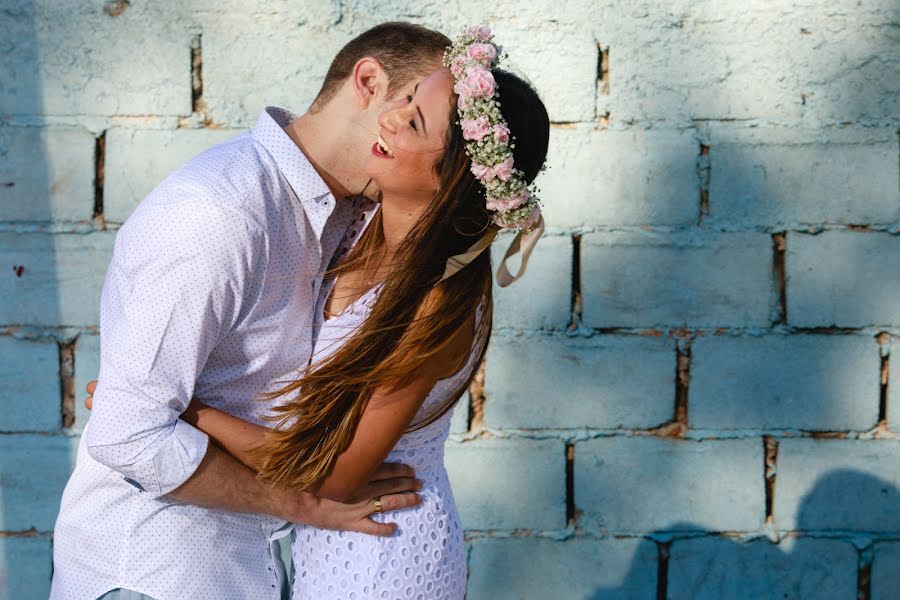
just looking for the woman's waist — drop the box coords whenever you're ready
[385,441,450,476]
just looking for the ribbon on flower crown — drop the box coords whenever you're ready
[437,214,544,287]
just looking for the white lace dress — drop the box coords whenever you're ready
[290,214,484,600]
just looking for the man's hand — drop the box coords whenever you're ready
[271,462,422,536]
[85,380,422,536]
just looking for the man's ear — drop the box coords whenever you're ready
[351,57,389,109]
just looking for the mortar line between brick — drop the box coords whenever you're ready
[467,359,486,432]
[857,548,872,600]
[656,541,669,600]
[59,339,76,429]
[93,132,106,226]
[569,234,582,331]
[191,34,204,113]
[764,436,778,526]
[772,232,787,324]
[565,443,575,527]
[674,342,691,427]
[698,143,710,224]
[877,333,890,427]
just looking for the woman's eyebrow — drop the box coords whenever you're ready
[413,82,427,135]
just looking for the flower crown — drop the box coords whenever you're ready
[443,26,542,231]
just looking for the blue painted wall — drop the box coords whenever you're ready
[1,1,898,598]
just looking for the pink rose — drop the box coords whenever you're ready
[450,55,468,78]
[460,116,492,141]
[470,162,492,181]
[457,66,495,98]
[467,43,498,63]
[486,190,530,212]
[493,155,515,181]
[492,123,510,142]
[457,93,468,110]
[467,26,492,42]
[470,155,515,182]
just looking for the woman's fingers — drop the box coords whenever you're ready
[85,395,93,410]
[86,380,97,395]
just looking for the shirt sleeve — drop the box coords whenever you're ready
[84,197,266,498]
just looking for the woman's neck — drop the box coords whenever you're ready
[377,192,427,264]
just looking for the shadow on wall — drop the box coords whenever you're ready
[0,1,68,597]
[587,469,899,600]
[586,0,900,564]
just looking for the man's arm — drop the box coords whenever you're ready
[169,440,419,536]
[85,200,261,499]
[83,201,418,532]
[85,381,421,535]
[163,314,476,504]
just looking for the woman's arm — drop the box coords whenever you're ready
[180,401,269,472]
[311,313,476,502]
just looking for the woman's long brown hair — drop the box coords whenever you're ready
[251,70,550,489]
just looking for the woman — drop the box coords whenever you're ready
[90,27,549,599]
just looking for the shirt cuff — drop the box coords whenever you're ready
[149,419,210,498]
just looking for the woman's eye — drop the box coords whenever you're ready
[406,94,414,103]
[409,119,418,131]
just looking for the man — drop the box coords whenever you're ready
[51,22,450,600]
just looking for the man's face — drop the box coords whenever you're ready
[353,57,445,151]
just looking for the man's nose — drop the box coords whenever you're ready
[378,109,399,133]
[379,106,413,133]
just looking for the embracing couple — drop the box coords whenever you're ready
[50,21,549,600]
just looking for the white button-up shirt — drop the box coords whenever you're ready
[51,107,365,600]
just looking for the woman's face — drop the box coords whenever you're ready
[364,68,456,201]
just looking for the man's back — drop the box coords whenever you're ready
[51,108,358,600]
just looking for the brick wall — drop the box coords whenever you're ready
[1,1,898,598]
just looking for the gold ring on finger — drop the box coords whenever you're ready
[374,497,382,513]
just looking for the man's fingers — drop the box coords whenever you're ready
[85,395,93,410]
[351,518,398,537]
[86,380,97,395]
[370,462,416,482]
[368,492,421,515]
[354,478,421,503]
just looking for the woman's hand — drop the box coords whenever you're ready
[85,379,97,409]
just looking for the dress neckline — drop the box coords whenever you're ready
[321,278,382,324]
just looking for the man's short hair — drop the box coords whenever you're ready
[312,22,450,109]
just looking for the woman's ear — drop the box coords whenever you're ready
[351,57,389,109]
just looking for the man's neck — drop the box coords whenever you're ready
[284,110,373,201]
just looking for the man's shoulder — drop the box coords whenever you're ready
[141,130,285,216]
[124,132,274,233]
[114,191,267,273]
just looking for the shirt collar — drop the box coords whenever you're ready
[252,106,333,206]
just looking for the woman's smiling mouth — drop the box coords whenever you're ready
[373,135,394,158]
